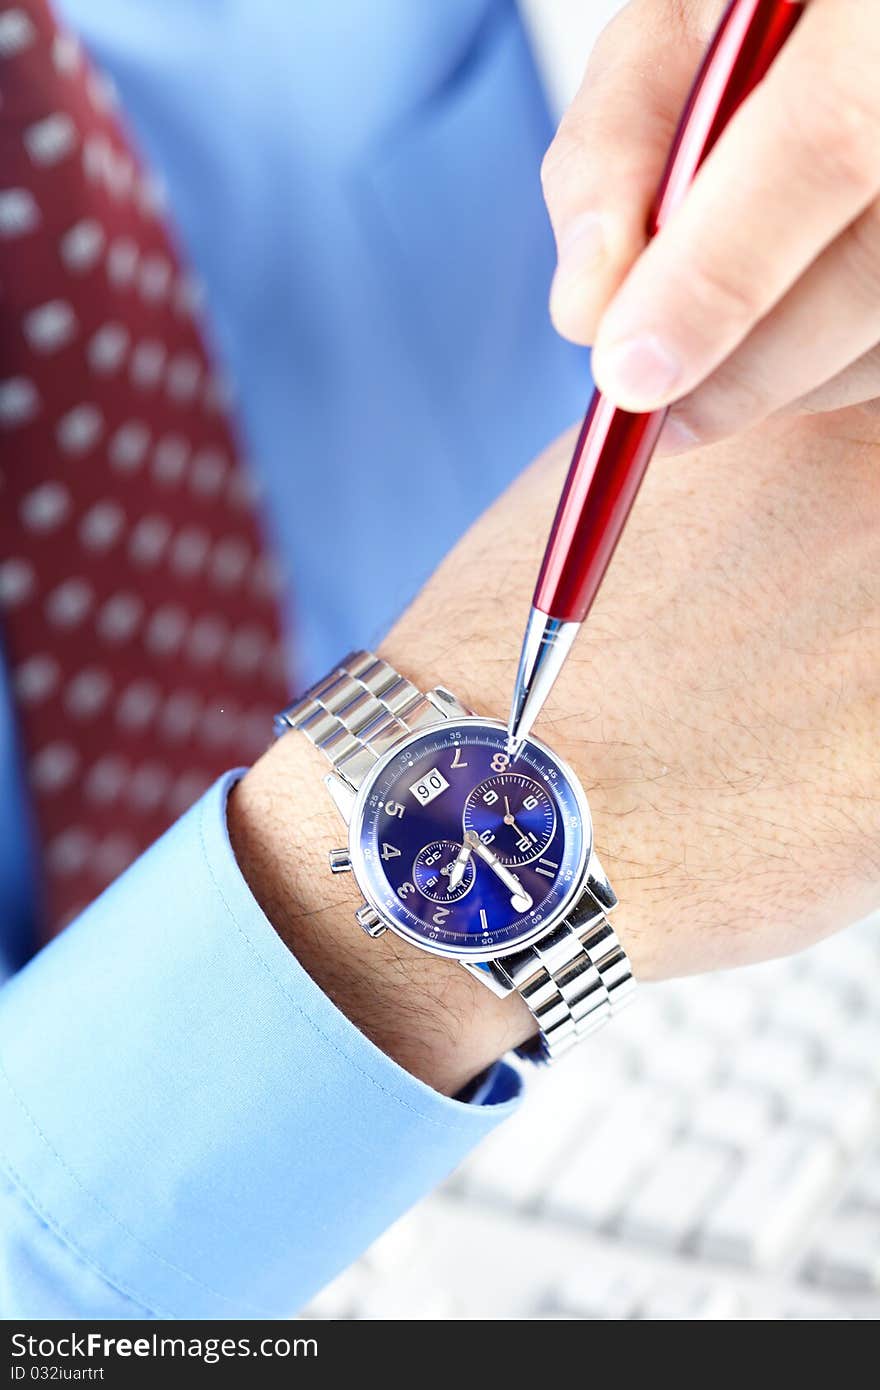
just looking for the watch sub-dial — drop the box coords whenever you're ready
[412,839,476,904]
[463,774,556,866]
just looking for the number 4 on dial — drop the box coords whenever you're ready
[381,843,401,861]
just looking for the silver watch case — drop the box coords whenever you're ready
[326,700,617,997]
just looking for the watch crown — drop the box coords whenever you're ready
[355,903,386,938]
[328,848,352,873]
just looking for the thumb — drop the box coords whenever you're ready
[544,0,720,346]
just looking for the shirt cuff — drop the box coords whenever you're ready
[0,773,522,1319]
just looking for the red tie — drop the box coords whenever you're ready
[0,1,290,938]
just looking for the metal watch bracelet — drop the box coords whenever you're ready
[274,652,635,1062]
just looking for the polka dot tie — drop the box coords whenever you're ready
[0,2,291,939]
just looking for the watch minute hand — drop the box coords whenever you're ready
[464,830,533,912]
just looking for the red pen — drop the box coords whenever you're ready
[507,0,804,753]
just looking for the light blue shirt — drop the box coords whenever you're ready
[0,0,587,1316]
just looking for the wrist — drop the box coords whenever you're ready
[227,434,648,1095]
[228,731,534,1097]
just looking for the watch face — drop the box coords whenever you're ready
[351,719,590,959]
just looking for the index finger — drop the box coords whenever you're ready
[543,0,712,345]
[591,0,880,412]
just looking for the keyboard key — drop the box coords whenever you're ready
[691,1083,776,1150]
[779,1303,853,1321]
[806,1215,880,1291]
[766,979,854,1044]
[800,928,880,994]
[669,977,759,1040]
[364,1211,430,1273]
[639,1282,741,1320]
[304,1266,365,1319]
[613,992,675,1058]
[827,1019,880,1077]
[640,1034,721,1090]
[848,1158,880,1213]
[787,1070,878,1152]
[733,956,798,998]
[460,1061,620,1206]
[544,1086,682,1227]
[729,1032,816,1097]
[556,1262,649,1320]
[358,1282,461,1319]
[696,1129,838,1267]
[617,1137,735,1249]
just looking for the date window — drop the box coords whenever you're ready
[409,766,449,807]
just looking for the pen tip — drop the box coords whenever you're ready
[505,610,580,757]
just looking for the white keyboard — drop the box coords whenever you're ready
[304,917,880,1320]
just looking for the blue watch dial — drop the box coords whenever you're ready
[353,720,589,956]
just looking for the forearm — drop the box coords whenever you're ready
[230,409,880,1096]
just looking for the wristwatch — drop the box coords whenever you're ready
[275,652,636,1061]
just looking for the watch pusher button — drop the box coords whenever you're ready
[328,848,352,873]
[355,903,386,937]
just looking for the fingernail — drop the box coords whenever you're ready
[596,333,683,408]
[656,415,700,455]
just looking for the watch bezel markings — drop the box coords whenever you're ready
[348,717,593,963]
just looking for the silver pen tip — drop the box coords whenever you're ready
[506,609,580,754]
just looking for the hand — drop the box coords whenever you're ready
[463,830,533,913]
[231,410,880,1093]
[543,0,880,452]
[502,795,525,840]
[501,797,537,854]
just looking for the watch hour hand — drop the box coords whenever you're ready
[502,798,529,840]
[447,839,472,891]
